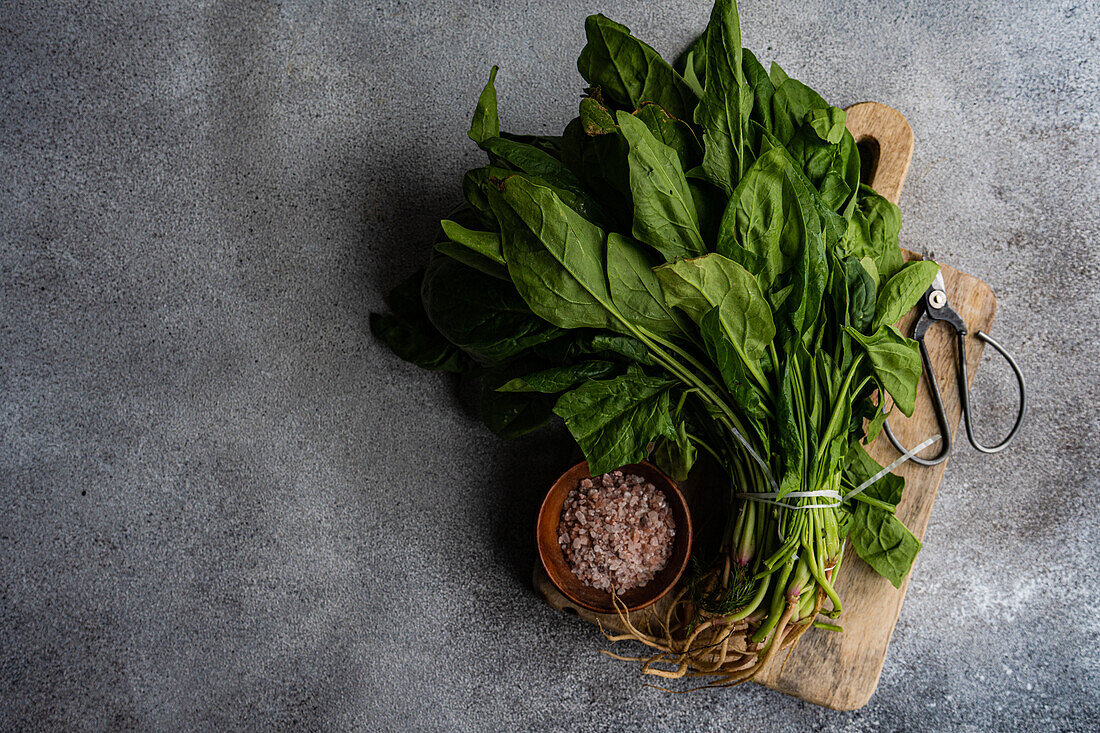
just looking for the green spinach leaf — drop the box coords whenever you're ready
[716,146,807,289]
[606,232,689,337]
[805,106,847,144]
[579,97,619,136]
[468,66,500,144]
[845,324,922,416]
[495,175,624,332]
[873,260,940,330]
[421,254,562,364]
[633,103,703,171]
[577,15,697,119]
[844,443,904,507]
[535,332,652,366]
[369,269,467,372]
[849,504,921,588]
[433,240,509,281]
[694,0,750,195]
[674,31,707,92]
[741,48,775,150]
[843,255,877,333]
[700,306,765,424]
[480,137,607,223]
[500,131,562,157]
[769,60,789,87]
[655,419,697,482]
[841,186,905,282]
[439,219,505,265]
[654,254,774,385]
[554,367,677,474]
[496,360,619,393]
[617,110,707,261]
[770,76,828,144]
[481,367,557,438]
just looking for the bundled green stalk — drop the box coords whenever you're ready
[372,0,938,685]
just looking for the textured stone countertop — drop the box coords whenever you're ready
[2,1,1098,730]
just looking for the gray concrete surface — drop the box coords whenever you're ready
[2,0,1098,729]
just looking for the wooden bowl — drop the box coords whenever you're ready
[536,460,692,613]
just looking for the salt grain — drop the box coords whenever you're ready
[558,471,676,594]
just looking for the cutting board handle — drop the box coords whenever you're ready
[844,102,914,206]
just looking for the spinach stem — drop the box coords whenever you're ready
[648,333,723,390]
[686,432,724,464]
[813,353,865,469]
[636,331,779,491]
[804,510,842,614]
[651,332,776,419]
[751,558,794,643]
[845,492,896,513]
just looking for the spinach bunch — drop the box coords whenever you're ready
[372,0,939,676]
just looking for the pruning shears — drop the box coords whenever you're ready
[882,270,1026,466]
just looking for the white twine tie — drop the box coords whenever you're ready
[735,435,942,510]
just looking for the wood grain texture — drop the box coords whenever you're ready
[534,102,997,709]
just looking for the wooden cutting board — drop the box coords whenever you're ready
[534,102,998,710]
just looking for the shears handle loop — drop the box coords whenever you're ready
[960,330,1027,453]
[883,321,1027,465]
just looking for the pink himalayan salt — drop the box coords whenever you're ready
[557,471,676,594]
